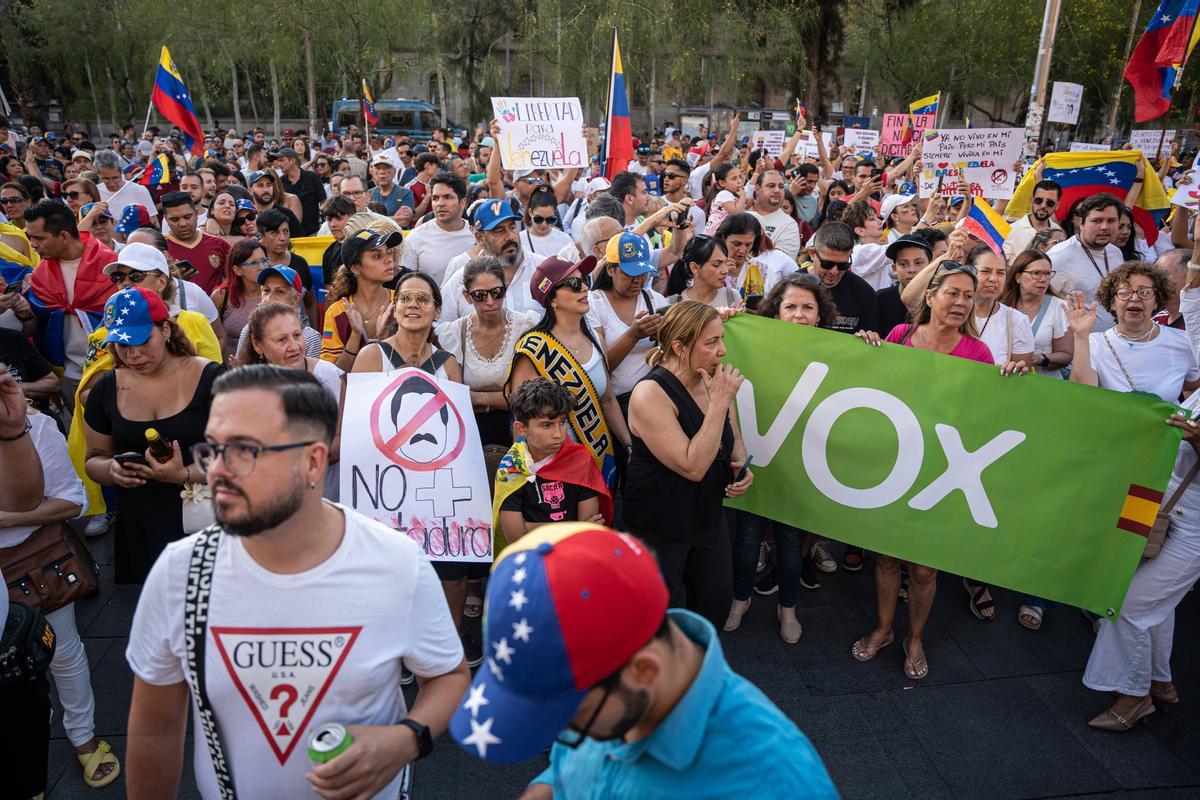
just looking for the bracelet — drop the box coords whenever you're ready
[1132,178,1144,183]
[1188,262,1200,271]
[0,420,31,441]
[343,348,359,357]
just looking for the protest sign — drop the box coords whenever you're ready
[1047,81,1083,125]
[722,315,1181,617]
[1069,142,1108,152]
[490,96,587,169]
[341,369,494,562]
[749,129,786,157]
[843,128,880,157]
[880,113,934,157]
[1171,151,1200,208]
[1129,128,1176,158]
[918,128,1023,199]
[795,129,833,158]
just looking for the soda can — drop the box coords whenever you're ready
[308,723,353,764]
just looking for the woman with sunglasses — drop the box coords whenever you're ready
[854,259,1023,680]
[726,273,838,643]
[210,239,268,359]
[0,181,31,229]
[521,187,573,257]
[61,177,100,217]
[506,255,632,493]
[82,287,224,585]
[664,236,742,309]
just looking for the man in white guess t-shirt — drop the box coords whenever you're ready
[125,366,469,799]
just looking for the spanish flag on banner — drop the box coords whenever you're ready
[1117,484,1164,537]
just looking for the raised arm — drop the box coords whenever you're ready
[708,116,740,172]
[487,119,507,201]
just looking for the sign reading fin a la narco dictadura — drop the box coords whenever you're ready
[491,96,588,170]
[722,314,1182,617]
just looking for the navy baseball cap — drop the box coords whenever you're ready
[339,228,403,267]
[246,170,273,186]
[473,199,521,232]
[101,287,169,346]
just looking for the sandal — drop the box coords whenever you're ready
[851,632,894,662]
[1017,603,1044,630]
[964,579,995,621]
[77,739,120,789]
[903,641,929,680]
[463,594,483,619]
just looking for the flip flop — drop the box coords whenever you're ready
[77,739,120,789]
[1018,604,1044,630]
[903,642,929,680]
[851,632,894,662]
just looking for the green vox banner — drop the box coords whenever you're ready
[722,315,1183,617]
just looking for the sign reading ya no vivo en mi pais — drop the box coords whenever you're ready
[722,315,1182,616]
[491,96,588,170]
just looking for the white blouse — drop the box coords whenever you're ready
[436,310,539,391]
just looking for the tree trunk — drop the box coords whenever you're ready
[649,58,657,134]
[119,53,136,120]
[244,63,260,127]
[103,62,120,136]
[229,56,242,132]
[84,55,105,137]
[304,24,318,137]
[190,60,215,129]
[436,60,449,126]
[270,59,282,140]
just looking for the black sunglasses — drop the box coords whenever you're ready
[555,276,588,293]
[816,256,852,271]
[467,285,507,302]
[109,270,154,285]
[531,214,557,225]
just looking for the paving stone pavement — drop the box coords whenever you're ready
[45,527,1200,799]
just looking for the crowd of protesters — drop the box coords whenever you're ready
[2,107,1199,799]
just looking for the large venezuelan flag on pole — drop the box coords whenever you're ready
[1124,0,1200,122]
[602,29,634,181]
[151,46,204,156]
[1008,151,1170,246]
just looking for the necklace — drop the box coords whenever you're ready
[1113,325,1157,345]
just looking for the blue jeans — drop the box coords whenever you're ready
[730,509,803,607]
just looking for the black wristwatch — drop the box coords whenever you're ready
[398,718,434,760]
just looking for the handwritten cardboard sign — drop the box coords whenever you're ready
[491,96,587,170]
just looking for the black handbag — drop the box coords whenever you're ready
[0,601,56,686]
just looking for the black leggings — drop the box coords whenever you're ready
[634,513,732,628]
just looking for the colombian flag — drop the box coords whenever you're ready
[603,30,634,181]
[1124,0,1200,122]
[910,93,940,116]
[361,79,379,127]
[1008,151,1170,246]
[139,153,171,187]
[151,47,204,156]
[962,197,1011,256]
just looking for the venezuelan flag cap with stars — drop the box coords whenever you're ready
[451,522,668,763]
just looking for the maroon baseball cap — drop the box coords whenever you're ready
[530,255,596,307]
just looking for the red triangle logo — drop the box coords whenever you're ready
[210,626,362,765]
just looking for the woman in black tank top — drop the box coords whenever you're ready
[624,300,753,626]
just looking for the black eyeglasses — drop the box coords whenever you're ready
[816,256,852,271]
[555,276,588,293]
[467,285,507,302]
[109,270,155,285]
[531,214,557,225]
[191,440,316,477]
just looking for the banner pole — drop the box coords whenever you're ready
[141,96,154,139]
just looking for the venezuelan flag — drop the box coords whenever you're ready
[603,29,634,181]
[910,93,940,116]
[1008,151,1170,246]
[1124,0,1200,123]
[151,47,204,156]
[923,129,940,142]
[962,197,1011,256]
[361,79,379,127]
[138,153,171,187]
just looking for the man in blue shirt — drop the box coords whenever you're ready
[450,523,838,799]
[368,156,415,226]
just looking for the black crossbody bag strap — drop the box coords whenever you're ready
[185,526,237,799]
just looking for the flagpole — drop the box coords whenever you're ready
[602,27,618,178]
[141,96,154,139]
[1154,10,1200,159]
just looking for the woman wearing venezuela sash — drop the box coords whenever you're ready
[505,255,632,491]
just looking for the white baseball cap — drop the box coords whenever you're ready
[102,242,170,276]
[880,193,916,223]
[585,177,611,196]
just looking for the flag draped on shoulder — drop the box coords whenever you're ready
[1124,0,1200,122]
[602,29,634,181]
[1008,151,1170,245]
[151,46,204,156]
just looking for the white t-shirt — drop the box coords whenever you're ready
[687,162,712,200]
[522,226,574,259]
[126,504,463,800]
[98,180,158,225]
[1088,326,1200,401]
[761,250,802,293]
[57,256,91,380]
[439,250,542,325]
[586,287,668,396]
[974,302,1035,365]
[1025,296,1069,378]
[398,220,476,286]
[749,209,801,260]
[851,242,893,292]
[0,413,86,548]
[173,278,219,323]
[1048,236,1123,331]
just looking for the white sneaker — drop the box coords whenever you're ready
[83,513,113,538]
[811,541,837,574]
[723,597,751,632]
[777,606,802,644]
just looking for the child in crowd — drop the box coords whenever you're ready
[493,378,612,548]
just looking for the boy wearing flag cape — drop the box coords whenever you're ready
[494,378,612,554]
